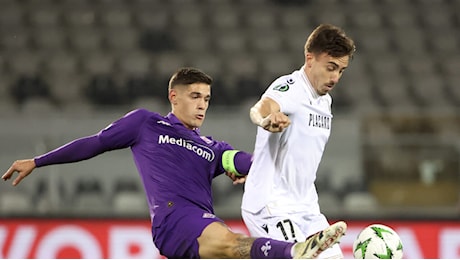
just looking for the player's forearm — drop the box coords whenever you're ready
[34,135,107,167]
[250,104,271,128]
[234,151,253,175]
[222,150,253,176]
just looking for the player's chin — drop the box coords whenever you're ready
[321,87,333,95]
[193,119,204,128]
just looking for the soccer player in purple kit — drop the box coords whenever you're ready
[3,67,342,259]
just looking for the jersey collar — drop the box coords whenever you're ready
[300,66,320,99]
[166,112,201,135]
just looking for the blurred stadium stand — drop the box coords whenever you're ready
[0,0,459,220]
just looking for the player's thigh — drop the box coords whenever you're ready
[153,207,223,258]
[198,221,250,258]
[242,208,305,242]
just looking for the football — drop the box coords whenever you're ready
[353,224,403,259]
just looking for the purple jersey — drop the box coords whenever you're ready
[35,109,240,225]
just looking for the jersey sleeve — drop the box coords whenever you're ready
[34,109,148,167]
[97,108,149,149]
[215,142,253,177]
[262,76,297,114]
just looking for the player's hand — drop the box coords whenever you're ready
[225,171,247,185]
[2,159,36,186]
[261,112,291,133]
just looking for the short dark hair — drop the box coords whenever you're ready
[168,67,213,90]
[305,24,356,59]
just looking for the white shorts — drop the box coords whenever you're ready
[242,207,343,259]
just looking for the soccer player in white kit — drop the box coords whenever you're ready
[242,24,356,259]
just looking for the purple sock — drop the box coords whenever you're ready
[250,237,294,259]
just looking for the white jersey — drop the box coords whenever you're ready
[242,67,333,215]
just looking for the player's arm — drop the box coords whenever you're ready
[249,97,290,133]
[2,135,108,186]
[222,150,252,184]
[2,109,146,186]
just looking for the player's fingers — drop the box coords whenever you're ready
[233,176,247,185]
[225,172,237,181]
[12,174,25,186]
[2,166,15,181]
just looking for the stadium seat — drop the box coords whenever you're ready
[44,51,79,76]
[283,28,309,54]
[259,53,299,82]
[408,74,448,108]
[224,54,259,80]
[104,27,139,52]
[213,30,248,54]
[247,30,285,53]
[27,6,61,29]
[355,29,392,54]
[244,9,278,30]
[10,74,51,104]
[373,75,414,108]
[84,74,125,106]
[151,52,188,82]
[32,28,67,51]
[99,7,132,29]
[63,5,97,29]
[427,31,459,57]
[0,4,25,30]
[313,9,348,28]
[6,51,43,77]
[135,9,170,31]
[0,28,30,51]
[392,28,427,55]
[68,28,104,53]
[188,54,224,79]
[208,6,241,30]
[48,73,84,105]
[348,10,384,29]
[174,29,213,54]
[385,9,419,28]
[278,8,309,29]
[80,51,116,75]
[116,51,151,77]
[369,55,404,79]
[419,5,453,30]
[171,7,205,29]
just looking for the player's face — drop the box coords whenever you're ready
[170,83,211,129]
[306,52,349,96]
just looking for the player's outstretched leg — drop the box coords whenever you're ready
[293,221,347,259]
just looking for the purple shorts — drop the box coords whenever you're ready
[152,206,223,258]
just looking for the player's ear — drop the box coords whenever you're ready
[169,89,178,105]
[306,52,314,68]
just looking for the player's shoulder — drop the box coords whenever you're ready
[266,70,303,98]
[271,70,300,87]
[123,108,162,121]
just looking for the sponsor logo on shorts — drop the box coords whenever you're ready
[261,241,271,256]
